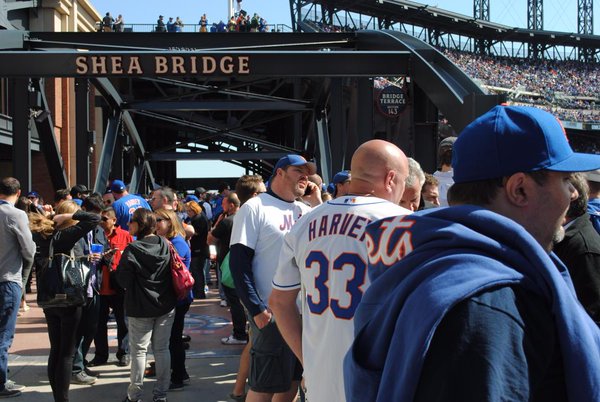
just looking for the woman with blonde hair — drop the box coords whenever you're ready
[23,212,55,312]
[154,208,192,390]
[39,200,100,402]
[116,208,176,402]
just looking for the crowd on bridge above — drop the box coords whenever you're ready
[443,48,600,122]
[154,10,270,33]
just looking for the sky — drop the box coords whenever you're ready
[89,0,597,178]
[90,0,597,34]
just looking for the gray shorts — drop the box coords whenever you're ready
[247,314,302,393]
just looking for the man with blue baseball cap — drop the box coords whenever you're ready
[110,179,151,230]
[330,170,351,198]
[345,105,600,402]
[229,154,319,402]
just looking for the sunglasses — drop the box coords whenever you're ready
[27,196,37,199]
[156,217,169,222]
[101,216,110,222]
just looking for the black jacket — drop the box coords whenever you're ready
[554,213,600,326]
[116,235,176,317]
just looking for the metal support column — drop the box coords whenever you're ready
[34,78,68,190]
[93,111,121,193]
[293,78,303,149]
[356,77,373,146]
[12,78,31,191]
[75,78,90,187]
[578,0,594,61]
[527,0,544,59]
[329,78,345,173]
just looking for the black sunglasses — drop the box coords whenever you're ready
[156,217,169,222]
[101,216,109,222]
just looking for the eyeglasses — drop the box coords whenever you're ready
[27,196,37,200]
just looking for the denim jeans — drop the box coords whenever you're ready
[73,295,99,373]
[127,309,175,401]
[0,281,21,391]
[94,293,128,362]
[190,256,208,298]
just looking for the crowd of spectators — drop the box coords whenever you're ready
[442,48,600,123]
[155,11,271,33]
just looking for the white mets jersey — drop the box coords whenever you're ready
[230,191,311,305]
[272,195,411,402]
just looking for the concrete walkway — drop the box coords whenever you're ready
[8,290,246,402]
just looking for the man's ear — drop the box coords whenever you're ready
[385,169,396,193]
[503,173,531,207]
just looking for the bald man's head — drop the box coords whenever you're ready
[349,139,409,204]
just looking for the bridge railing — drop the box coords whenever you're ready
[94,22,294,33]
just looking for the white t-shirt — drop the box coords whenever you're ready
[272,195,411,402]
[230,192,311,305]
[433,169,454,207]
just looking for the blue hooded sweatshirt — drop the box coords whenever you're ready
[344,205,600,402]
[588,198,600,234]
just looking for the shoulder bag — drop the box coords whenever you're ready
[169,240,195,300]
[37,238,91,308]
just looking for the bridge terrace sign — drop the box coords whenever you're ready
[0,51,411,78]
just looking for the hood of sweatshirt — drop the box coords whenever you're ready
[126,235,170,279]
[344,205,600,402]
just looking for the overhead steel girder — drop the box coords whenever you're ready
[149,151,290,162]
[91,77,155,193]
[131,110,298,153]
[122,100,311,112]
[141,77,312,105]
[25,32,355,52]
[0,50,410,78]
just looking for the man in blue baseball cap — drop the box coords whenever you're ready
[110,179,151,230]
[345,105,600,402]
[330,170,351,198]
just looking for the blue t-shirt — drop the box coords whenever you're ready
[170,234,192,303]
[112,194,151,230]
[588,198,600,235]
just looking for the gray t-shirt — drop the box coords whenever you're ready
[0,201,36,285]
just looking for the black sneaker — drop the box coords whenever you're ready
[0,388,21,398]
[168,383,184,392]
[122,396,141,402]
[86,358,107,367]
[181,334,191,343]
[118,355,131,367]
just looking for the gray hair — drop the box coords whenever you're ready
[405,158,425,189]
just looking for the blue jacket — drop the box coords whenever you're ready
[170,234,192,304]
[344,205,600,402]
[588,198,600,235]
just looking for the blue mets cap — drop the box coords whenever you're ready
[273,155,317,177]
[110,180,126,193]
[453,105,600,183]
[332,170,351,184]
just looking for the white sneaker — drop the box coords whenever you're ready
[4,380,25,392]
[220,335,248,345]
[220,300,228,307]
[204,285,209,294]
